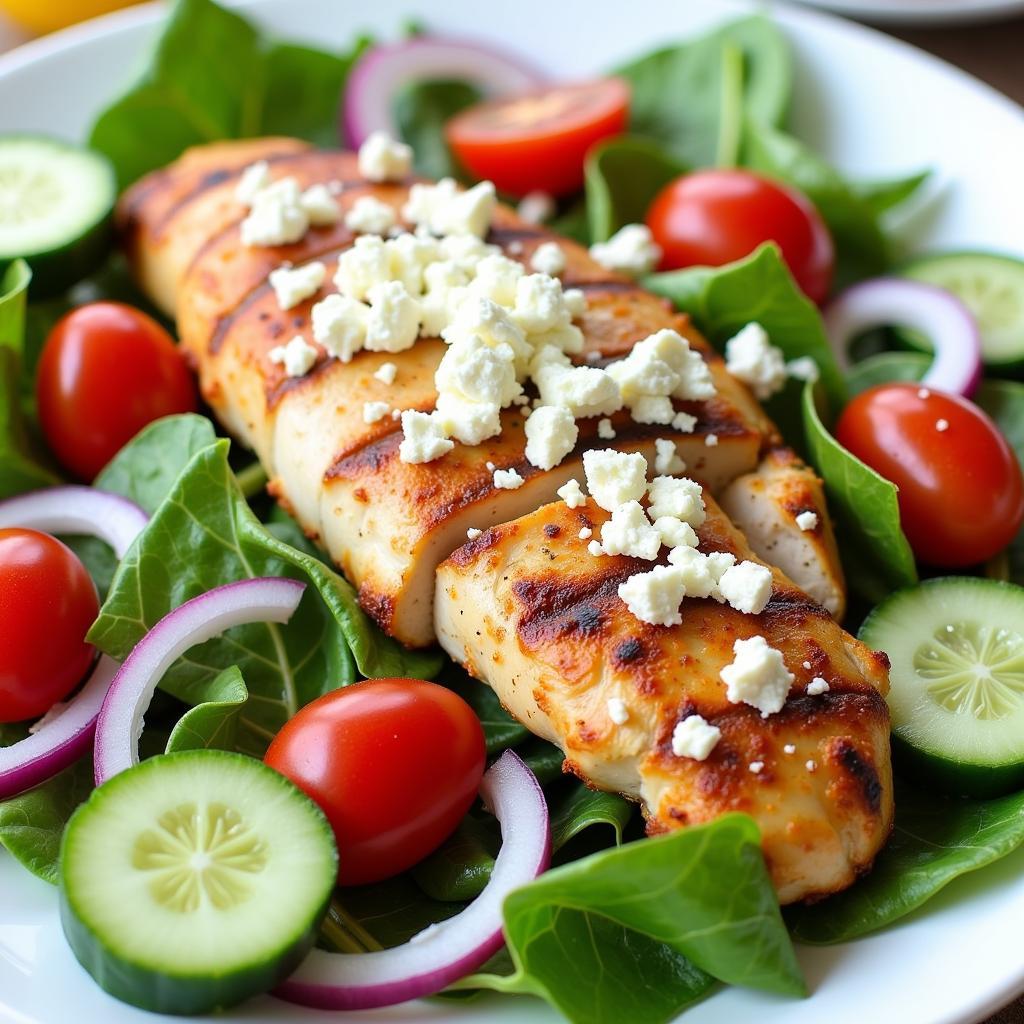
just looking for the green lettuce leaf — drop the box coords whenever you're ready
[788,783,1024,944]
[165,665,248,753]
[396,79,480,180]
[854,170,932,217]
[88,0,367,187]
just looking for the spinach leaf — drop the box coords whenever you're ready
[460,814,803,1022]
[412,812,498,902]
[89,437,439,756]
[165,665,248,753]
[615,15,791,168]
[644,243,847,413]
[741,120,890,285]
[585,137,687,242]
[0,260,59,499]
[549,783,633,853]
[854,170,932,217]
[788,783,1024,944]
[88,0,367,187]
[845,349,927,394]
[395,80,480,181]
[802,379,918,595]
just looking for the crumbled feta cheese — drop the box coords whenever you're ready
[362,400,390,424]
[268,335,318,377]
[725,323,787,399]
[654,516,698,550]
[720,635,794,717]
[403,178,496,237]
[236,160,270,205]
[524,405,578,471]
[578,527,593,540]
[300,184,341,226]
[467,527,483,540]
[493,467,525,490]
[795,510,819,532]
[445,298,531,371]
[597,418,617,440]
[749,760,765,774]
[654,438,685,476]
[240,177,308,246]
[783,744,796,755]
[334,235,392,301]
[531,241,566,277]
[807,676,830,696]
[717,561,773,615]
[665,545,718,599]
[672,411,698,433]
[787,356,820,382]
[358,130,413,182]
[311,294,369,362]
[398,411,454,464]
[619,564,687,626]
[516,190,555,225]
[590,223,661,276]
[936,418,950,432]
[803,660,813,670]
[558,478,587,509]
[599,501,662,560]
[374,361,398,385]
[344,195,396,235]
[588,540,604,557]
[365,281,421,353]
[607,697,630,725]
[563,288,587,319]
[466,254,524,307]
[433,395,502,447]
[647,476,705,526]
[703,551,737,588]
[806,760,817,773]
[268,261,325,310]
[511,273,576,337]
[534,356,622,418]
[671,715,721,760]
[437,333,521,407]
[391,408,402,420]
[583,450,648,511]
[585,350,602,364]
[705,433,719,447]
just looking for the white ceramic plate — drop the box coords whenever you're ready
[789,0,1024,26]
[2,2,1024,1022]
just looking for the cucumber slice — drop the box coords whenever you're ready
[59,749,337,1015]
[0,135,116,298]
[860,577,1024,797]
[898,250,1024,371]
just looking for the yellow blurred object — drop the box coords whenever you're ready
[0,0,143,35]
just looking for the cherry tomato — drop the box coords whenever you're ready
[835,383,1024,567]
[446,78,630,198]
[36,302,196,480]
[264,678,486,885]
[645,169,835,304]
[0,528,99,723]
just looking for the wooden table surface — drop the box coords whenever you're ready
[0,3,1023,1022]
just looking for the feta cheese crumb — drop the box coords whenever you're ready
[705,433,719,447]
[578,527,593,540]
[268,335,318,377]
[647,476,705,526]
[597,417,617,440]
[590,223,661,277]
[717,561,773,615]
[493,467,525,490]
[672,410,698,433]
[618,564,687,626]
[806,760,818,773]
[654,516,698,550]
[365,281,421,353]
[344,195,397,235]
[725,322,787,399]
[654,438,685,476]
[373,361,398,385]
[516,190,555,225]
[524,405,578,470]
[665,545,718,598]
[241,177,308,246]
[235,160,270,205]
[530,241,567,277]
[783,744,796,755]
[720,636,794,717]
[607,698,629,725]
[671,715,721,760]
[749,760,765,774]
[599,501,662,560]
[807,676,830,696]
[466,527,483,540]
[936,418,950,432]
[795,510,819,532]
[362,401,389,424]
[585,350,602,364]
[311,294,369,362]
[803,661,812,670]
[300,184,341,226]
[787,356,820,382]
[587,540,604,557]
[404,178,496,237]
[583,450,649,511]
[398,411,454,464]
[358,130,413,182]
[557,478,587,509]
[268,261,325,310]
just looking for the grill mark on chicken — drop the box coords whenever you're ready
[513,568,629,647]
[831,736,884,814]
[486,225,548,246]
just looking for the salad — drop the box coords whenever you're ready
[2,0,1024,1021]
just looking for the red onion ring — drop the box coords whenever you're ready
[275,749,549,1010]
[0,487,148,798]
[93,578,306,785]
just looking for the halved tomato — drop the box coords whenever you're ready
[446,78,630,198]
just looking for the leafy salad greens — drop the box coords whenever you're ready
[2,0,1024,1021]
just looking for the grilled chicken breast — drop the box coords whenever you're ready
[435,495,892,902]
